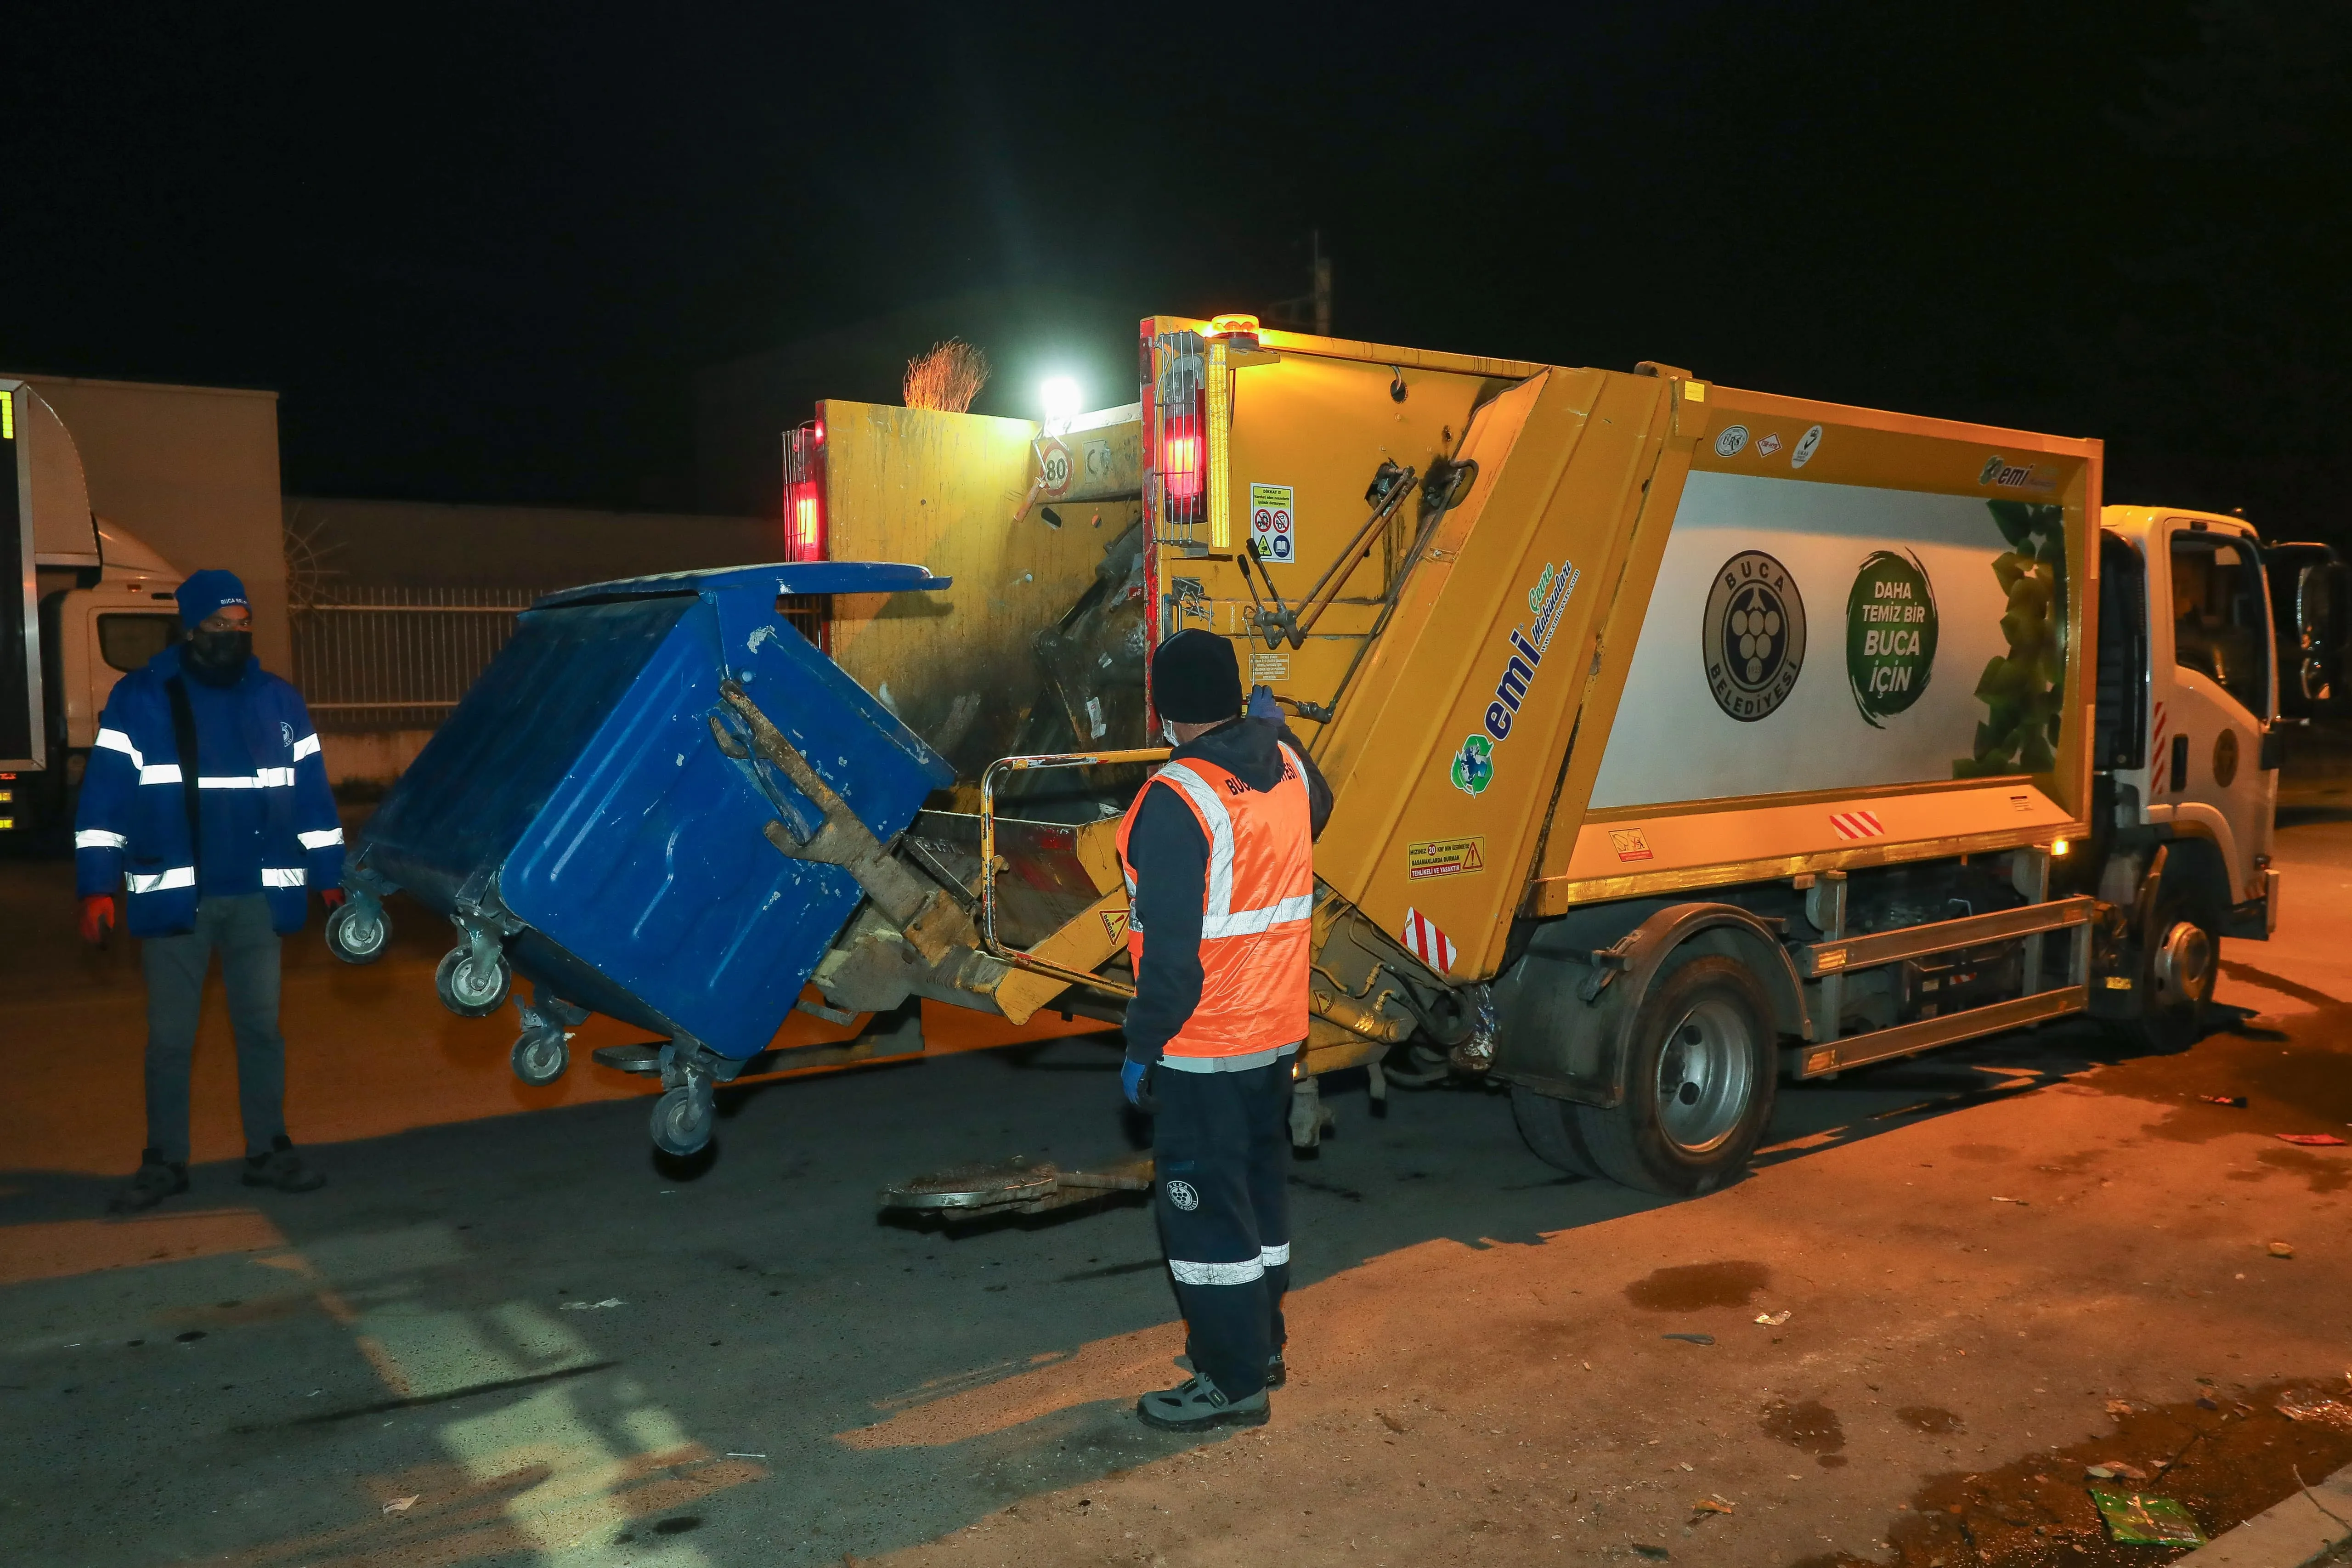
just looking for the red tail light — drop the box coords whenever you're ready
[783,417,827,561]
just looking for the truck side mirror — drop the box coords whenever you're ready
[2295,561,2348,702]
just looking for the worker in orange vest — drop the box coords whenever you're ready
[1117,630,1331,1431]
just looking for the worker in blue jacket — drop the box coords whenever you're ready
[74,569,347,1213]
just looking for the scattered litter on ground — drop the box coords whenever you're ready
[2277,1133,2348,1147]
[2104,1399,2136,1417]
[1691,1496,1736,1515]
[2086,1461,2148,1481]
[724,1452,767,1459]
[2276,1397,2352,1428]
[2087,1486,2205,1546]
[2199,1094,2249,1107]
[1989,1195,2029,1205]
[1662,1333,1715,1345]
[382,1496,420,1516]
[560,1298,626,1310]
[1754,1310,1791,1326]
[1376,1410,1408,1433]
[1631,1545,1671,1560]
[2269,1242,2296,1259]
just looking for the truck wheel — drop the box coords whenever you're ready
[511,1029,569,1086]
[2110,902,2216,1053]
[651,1083,714,1156]
[1510,1084,1602,1178]
[1574,955,1777,1198]
[324,899,390,965]
[435,945,512,1018]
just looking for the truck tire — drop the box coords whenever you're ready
[1573,955,1777,1198]
[2108,898,2216,1054]
[1510,1084,1602,1178]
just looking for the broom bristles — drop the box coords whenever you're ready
[904,339,990,413]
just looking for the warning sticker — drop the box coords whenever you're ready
[1249,650,1290,683]
[1249,482,1295,564]
[1608,828,1655,863]
[1100,908,1129,944]
[1407,836,1487,879]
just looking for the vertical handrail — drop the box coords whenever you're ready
[977,747,1170,998]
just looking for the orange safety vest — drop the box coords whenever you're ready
[1114,742,1315,1061]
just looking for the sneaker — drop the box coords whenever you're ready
[1266,1351,1287,1390]
[1136,1375,1270,1432]
[109,1150,188,1215]
[242,1135,327,1193]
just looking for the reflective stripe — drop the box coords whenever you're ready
[261,867,306,888]
[1199,892,1315,939]
[1158,1041,1300,1074]
[139,764,184,785]
[1168,1258,1266,1286]
[1151,763,1236,921]
[291,733,322,760]
[75,828,130,850]
[1261,1242,1291,1267]
[95,728,144,767]
[196,768,298,789]
[126,866,196,894]
[298,826,345,849]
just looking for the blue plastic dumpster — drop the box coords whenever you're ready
[328,562,954,1149]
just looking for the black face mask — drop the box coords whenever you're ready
[183,629,253,687]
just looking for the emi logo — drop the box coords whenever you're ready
[1164,1180,1200,1212]
[1702,550,1806,722]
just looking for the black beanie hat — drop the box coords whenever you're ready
[1152,629,1243,724]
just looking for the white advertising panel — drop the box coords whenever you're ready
[1589,470,2066,808]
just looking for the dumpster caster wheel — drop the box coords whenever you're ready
[512,1030,569,1086]
[325,898,390,965]
[651,1083,714,1156]
[435,945,512,1018]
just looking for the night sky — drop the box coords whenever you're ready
[4,2,2343,538]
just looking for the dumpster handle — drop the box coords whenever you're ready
[978,748,1170,1000]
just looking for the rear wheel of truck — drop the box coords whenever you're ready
[1510,1084,1603,1178]
[1574,955,1777,1198]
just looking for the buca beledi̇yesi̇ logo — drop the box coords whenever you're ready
[1702,550,1806,721]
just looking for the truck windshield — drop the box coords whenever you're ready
[98,613,178,673]
[2170,531,2268,716]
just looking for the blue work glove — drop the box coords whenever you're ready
[1121,1058,1154,1110]
[1247,684,1283,724]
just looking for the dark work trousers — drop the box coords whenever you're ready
[140,894,289,1165]
[1152,1056,1293,1401]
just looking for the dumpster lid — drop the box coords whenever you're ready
[536,560,950,609]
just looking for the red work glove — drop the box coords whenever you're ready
[320,887,348,911]
[79,894,117,945]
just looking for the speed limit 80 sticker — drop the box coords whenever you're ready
[1249,482,1295,563]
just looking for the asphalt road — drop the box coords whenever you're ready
[2,804,2349,1567]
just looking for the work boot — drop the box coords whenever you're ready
[109,1149,188,1215]
[242,1135,327,1194]
[1136,1375,1270,1432]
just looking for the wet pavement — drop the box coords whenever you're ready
[1,805,2349,1565]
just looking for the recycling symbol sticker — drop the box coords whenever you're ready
[1450,733,1495,796]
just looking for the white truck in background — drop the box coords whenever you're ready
[1,379,187,841]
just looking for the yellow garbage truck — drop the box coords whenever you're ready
[364,315,2336,1196]
[741,313,2334,1201]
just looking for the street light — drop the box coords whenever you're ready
[1040,376,1081,428]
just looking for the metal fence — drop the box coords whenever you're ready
[292,585,547,732]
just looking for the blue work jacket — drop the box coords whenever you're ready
[73,645,345,936]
